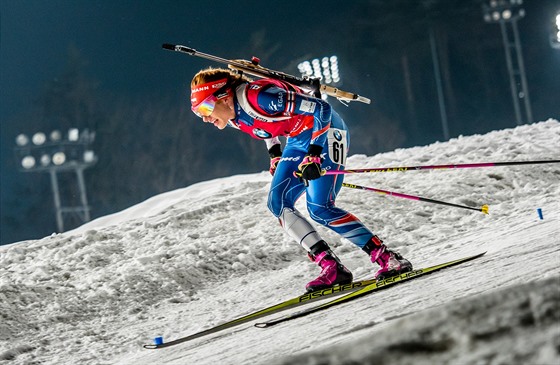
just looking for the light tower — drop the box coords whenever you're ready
[14,128,97,232]
[483,0,533,126]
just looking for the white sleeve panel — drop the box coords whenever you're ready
[264,137,282,151]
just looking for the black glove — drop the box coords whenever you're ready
[295,144,324,181]
[268,144,282,176]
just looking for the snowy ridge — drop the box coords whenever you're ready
[1,119,559,365]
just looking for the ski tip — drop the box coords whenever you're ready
[254,322,269,328]
[162,43,176,50]
[467,251,487,261]
[481,205,489,214]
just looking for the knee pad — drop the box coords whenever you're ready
[279,208,322,251]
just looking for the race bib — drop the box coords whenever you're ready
[327,128,348,165]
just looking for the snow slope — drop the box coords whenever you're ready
[1,119,559,365]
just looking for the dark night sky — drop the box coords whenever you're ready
[1,0,349,119]
[1,0,559,245]
[1,0,343,244]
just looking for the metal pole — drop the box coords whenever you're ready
[49,168,64,232]
[499,20,523,126]
[75,167,91,222]
[511,19,533,123]
[429,28,450,140]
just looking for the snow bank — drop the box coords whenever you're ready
[1,119,559,365]
[276,276,560,365]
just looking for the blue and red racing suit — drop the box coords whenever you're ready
[228,79,375,252]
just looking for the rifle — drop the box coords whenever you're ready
[162,43,371,104]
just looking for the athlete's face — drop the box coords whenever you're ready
[201,96,235,130]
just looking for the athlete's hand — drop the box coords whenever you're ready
[295,156,323,180]
[294,144,325,181]
[269,156,281,176]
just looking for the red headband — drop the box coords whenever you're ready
[190,78,229,107]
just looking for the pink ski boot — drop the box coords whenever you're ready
[306,241,353,293]
[363,235,413,280]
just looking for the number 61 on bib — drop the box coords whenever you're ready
[327,128,348,166]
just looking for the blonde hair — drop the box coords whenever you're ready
[191,67,252,88]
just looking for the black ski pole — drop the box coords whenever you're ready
[342,183,489,214]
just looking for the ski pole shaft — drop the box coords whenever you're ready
[326,159,560,175]
[342,183,489,214]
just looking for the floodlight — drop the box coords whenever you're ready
[553,13,560,48]
[312,59,321,79]
[40,154,51,167]
[330,56,340,83]
[50,130,62,142]
[14,127,97,233]
[298,55,341,85]
[21,156,36,169]
[482,0,533,125]
[68,128,79,142]
[83,150,95,163]
[52,152,66,165]
[16,134,29,147]
[297,61,310,77]
[32,132,46,145]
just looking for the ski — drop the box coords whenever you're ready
[162,43,371,104]
[254,252,486,328]
[143,277,376,349]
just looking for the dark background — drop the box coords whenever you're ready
[1,0,559,245]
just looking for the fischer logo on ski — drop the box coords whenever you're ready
[254,252,486,328]
[376,269,424,286]
[298,280,373,302]
[143,252,485,348]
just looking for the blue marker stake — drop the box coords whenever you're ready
[537,208,543,220]
[154,336,163,345]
